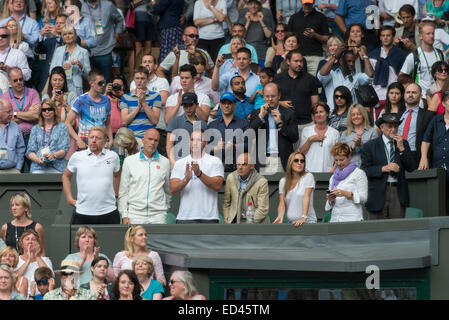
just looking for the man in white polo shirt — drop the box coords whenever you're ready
[118,128,171,225]
[62,126,121,224]
[170,130,224,223]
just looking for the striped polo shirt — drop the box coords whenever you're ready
[120,91,162,138]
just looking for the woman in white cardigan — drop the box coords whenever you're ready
[49,26,90,96]
[325,142,368,222]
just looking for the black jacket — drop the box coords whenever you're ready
[361,135,417,213]
[248,106,298,171]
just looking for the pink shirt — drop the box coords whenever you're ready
[2,87,41,134]
[112,250,166,285]
[108,96,123,133]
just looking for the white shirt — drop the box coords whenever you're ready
[130,74,170,130]
[382,134,398,183]
[193,0,227,40]
[165,90,211,119]
[434,28,449,53]
[16,256,53,295]
[67,148,120,215]
[369,47,398,101]
[279,173,317,223]
[400,47,442,98]
[0,47,31,81]
[325,167,368,222]
[378,0,418,27]
[170,75,220,104]
[300,125,340,173]
[118,150,171,219]
[171,153,224,221]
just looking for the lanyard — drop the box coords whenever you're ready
[42,125,54,147]
[420,47,439,71]
[2,125,8,145]
[2,48,10,64]
[9,87,27,112]
[87,0,102,25]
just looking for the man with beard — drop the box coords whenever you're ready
[216,75,254,121]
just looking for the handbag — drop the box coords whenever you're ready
[125,7,135,29]
[355,84,379,108]
[115,30,136,51]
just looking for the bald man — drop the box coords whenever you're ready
[0,98,25,173]
[398,83,435,164]
[118,128,171,224]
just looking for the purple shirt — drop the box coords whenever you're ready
[1,87,41,134]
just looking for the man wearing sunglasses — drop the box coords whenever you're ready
[157,25,214,78]
[65,69,113,150]
[0,27,31,83]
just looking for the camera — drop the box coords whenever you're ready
[55,90,62,95]
[222,53,233,60]
[112,83,122,91]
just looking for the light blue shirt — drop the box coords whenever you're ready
[314,0,339,19]
[218,43,258,63]
[219,69,261,97]
[317,68,372,111]
[238,173,251,190]
[398,106,420,152]
[0,121,25,170]
[0,15,39,56]
[72,17,98,49]
[267,107,279,154]
[276,0,302,22]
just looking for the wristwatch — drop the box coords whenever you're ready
[13,111,17,118]
[362,55,369,59]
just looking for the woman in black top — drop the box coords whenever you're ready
[0,193,45,255]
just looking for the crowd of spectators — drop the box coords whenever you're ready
[1,0,449,300]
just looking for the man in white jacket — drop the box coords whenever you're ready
[118,128,171,224]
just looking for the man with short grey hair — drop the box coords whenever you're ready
[0,98,25,173]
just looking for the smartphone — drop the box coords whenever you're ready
[56,90,62,95]
[326,189,331,194]
[222,53,233,60]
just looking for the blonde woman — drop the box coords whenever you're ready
[6,19,29,56]
[113,127,138,167]
[38,0,61,28]
[218,36,246,76]
[317,36,344,75]
[132,254,164,300]
[273,152,317,227]
[338,104,378,167]
[64,226,115,285]
[1,193,45,255]
[0,246,27,296]
[163,270,205,300]
[0,264,26,300]
[112,225,166,286]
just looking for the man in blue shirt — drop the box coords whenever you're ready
[217,75,254,121]
[0,98,25,173]
[208,92,250,172]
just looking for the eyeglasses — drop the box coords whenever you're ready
[185,34,199,39]
[36,279,49,285]
[60,272,73,276]
[437,68,448,73]
[169,280,183,285]
[97,80,105,86]
[275,29,286,33]
[293,158,305,163]
[12,78,23,83]
[41,108,54,113]
[334,94,345,99]
[0,34,9,39]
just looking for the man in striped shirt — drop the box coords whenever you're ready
[120,66,162,144]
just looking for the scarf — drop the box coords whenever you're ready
[331,161,358,191]
[369,46,406,87]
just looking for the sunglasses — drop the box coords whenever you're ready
[36,279,49,285]
[0,34,9,38]
[97,80,105,86]
[61,272,74,276]
[437,68,448,73]
[293,158,305,163]
[41,108,54,112]
[169,279,183,285]
[334,94,345,99]
[13,78,23,83]
[275,29,286,33]
[185,34,199,39]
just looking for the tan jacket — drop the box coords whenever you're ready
[222,170,269,224]
[395,25,421,48]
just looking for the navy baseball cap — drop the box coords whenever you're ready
[181,92,198,105]
[220,92,236,102]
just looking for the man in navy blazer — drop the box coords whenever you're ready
[361,113,417,219]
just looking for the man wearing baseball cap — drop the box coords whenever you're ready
[208,92,249,172]
[361,113,417,220]
[287,0,330,76]
[166,92,207,168]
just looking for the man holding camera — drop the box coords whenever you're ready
[120,66,162,144]
[287,0,330,76]
[249,82,298,174]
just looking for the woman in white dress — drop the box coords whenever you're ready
[273,152,316,227]
[299,102,340,173]
[325,142,368,222]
